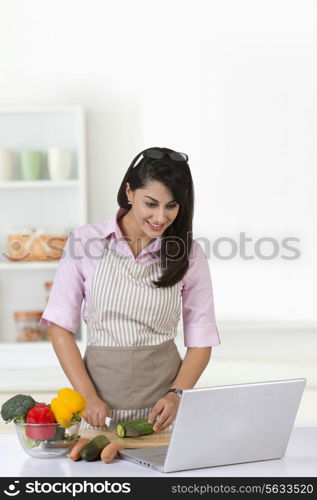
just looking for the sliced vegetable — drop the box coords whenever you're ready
[80,435,111,461]
[101,443,124,463]
[69,437,90,461]
[116,418,154,438]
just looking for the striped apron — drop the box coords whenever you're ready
[80,240,182,430]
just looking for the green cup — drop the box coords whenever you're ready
[20,151,44,180]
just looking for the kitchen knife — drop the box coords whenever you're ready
[104,417,140,437]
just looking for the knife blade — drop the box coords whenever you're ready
[104,416,117,433]
[104,417,140,437]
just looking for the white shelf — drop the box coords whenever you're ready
[0,261,59,271]
[0,105,88,361]
[0,180,79,189]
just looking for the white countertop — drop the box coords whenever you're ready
[0,427,316,477]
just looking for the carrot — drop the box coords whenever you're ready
[100,443,124,463]
[69,437,90,461]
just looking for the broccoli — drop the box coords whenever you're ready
[1,394,38,423]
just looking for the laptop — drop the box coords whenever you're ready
[119,378,306,473]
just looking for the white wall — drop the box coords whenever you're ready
[0,0,316,325]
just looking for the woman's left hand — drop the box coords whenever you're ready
[147,393,180,432]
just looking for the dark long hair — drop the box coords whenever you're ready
[117,147,194,288]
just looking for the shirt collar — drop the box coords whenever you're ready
[105,207,128,239]
[104,207,162,253]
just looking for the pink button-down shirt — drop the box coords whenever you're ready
[40,208,220,347]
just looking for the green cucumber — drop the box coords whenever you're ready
[80,435,111,461]
[116,418,154,438]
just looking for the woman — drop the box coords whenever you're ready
[40,147,220,433]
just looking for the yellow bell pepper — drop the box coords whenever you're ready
[50,388,86,426]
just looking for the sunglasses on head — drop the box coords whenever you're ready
[144,148,188,162]
[132,148,189,168]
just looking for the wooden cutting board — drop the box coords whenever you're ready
[80,429,171,449]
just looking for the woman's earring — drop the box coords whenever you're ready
[127,200,132,205]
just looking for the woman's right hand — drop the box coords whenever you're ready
[82,394,111,428]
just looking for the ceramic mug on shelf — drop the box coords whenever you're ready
[20,150,44,180]
[48,147,72,181]
[0,148,14,181]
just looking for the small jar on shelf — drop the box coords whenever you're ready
[13,311,46,342]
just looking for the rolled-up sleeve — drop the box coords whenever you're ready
[39,231,84,334]
[181,241,220,347]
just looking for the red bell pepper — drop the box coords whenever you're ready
[26,403,56,440]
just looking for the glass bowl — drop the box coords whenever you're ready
[15,421,81,458]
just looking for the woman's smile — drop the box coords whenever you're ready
[146,220,166,231]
